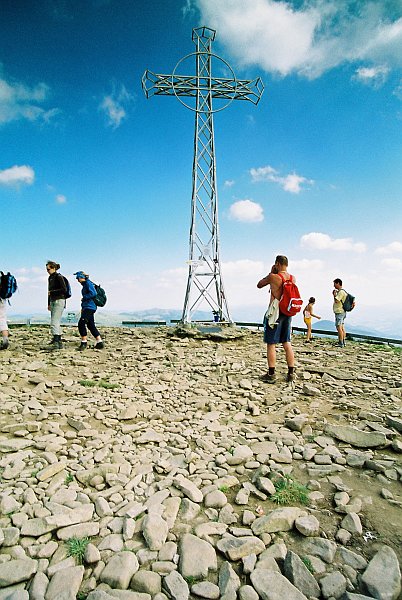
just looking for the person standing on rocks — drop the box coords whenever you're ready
[333,278,347,347]
[0,297,9,350]
[43,260,68,350]
[75,271,104,350]
[303,297,321,342]
[257,255,296,383]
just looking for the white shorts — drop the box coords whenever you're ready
[0,299,7,331]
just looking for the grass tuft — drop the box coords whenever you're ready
[270,475,309,506]
[301,556,314,573]
[79,379,119,389]
[66,537,90,564]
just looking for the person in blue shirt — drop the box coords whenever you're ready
[74,271,104,350]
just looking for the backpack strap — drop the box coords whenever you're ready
[277,272,292,283]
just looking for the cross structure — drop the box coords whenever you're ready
[142,26,264,324]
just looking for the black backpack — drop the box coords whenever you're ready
[342,291,355,312]
[94,284,107,307]
[62,276,72,299]
[0,272,18,300]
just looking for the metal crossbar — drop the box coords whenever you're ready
[142,26,264,323]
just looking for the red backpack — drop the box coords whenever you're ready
[278,273,303,316]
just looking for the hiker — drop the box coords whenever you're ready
[74,271,104,350]
[303,297,321,342]
[257,255,296,383]
[43,261,69,350]
[333,278,347,347]
[0,297,9,350]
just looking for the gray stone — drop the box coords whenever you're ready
[319,570,347,599]
[85,543,101,564]
[100,552,139,590]
[325,424,387,448]
[341,513,362,535]
[130,571,161,595]
[0,559,38,587]
[294,515,320,537]
[29,571,49,600]
[250,570,308,600]
[45,565,84,600]
[162,571,189,600]
[238,585,259,600]
[361,545,401,600]
[217,535,265,561]
[283,551,320,598]
[252,508,305,534]
[302,538,337,563]
[179,534,217,579]
[336,547,367,570]
[142,514,168,551]
[3,591,29,600]
[56,521,100,540]
[173,476,203,503]
[219,561,240,600]
[204,490,227,508]
[191,582,220,599]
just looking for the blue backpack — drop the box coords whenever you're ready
[0,272,17,300]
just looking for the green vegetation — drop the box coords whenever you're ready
[219,485,229,493]
[65,473,75,484]
[301,556,314,573]
[184,575,199,586]
[270,475,309,506]
[79,379,119,389]
[66,537,90,564]
[76,593,88,600]
[365,343,402,355]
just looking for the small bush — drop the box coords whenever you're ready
[301,556,314,573]
[270,475,309,506]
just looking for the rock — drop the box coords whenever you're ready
[29,571,49,600]
[319,570,347,599]
[130,570,162,595]
[162,571,189,600]
[251,508,306,534]
[238,585,259,600]
[250,570,308,600]
[174,476,203,503]
[142,514,168,551]
[325,424,387,448]
[283,551,320,598]
[45,565,84,600]
[294,515,320,537]
[179,534,217,579]
[191,582,220,599]
[361,545,401,600]
[336,547,367,570]
[100,552,140,589]
[302,538,337,563]
[219,561,240,600]
[85,543,101,564]
[204,490,227,508]
[0,558,38,587]
[216,535,265,561]
[341,513,363,535]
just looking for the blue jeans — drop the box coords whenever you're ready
[78,308,100,339]
[264,312,292,344]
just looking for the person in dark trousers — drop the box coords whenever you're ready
[74,271,104,350]
[43,260,68,350]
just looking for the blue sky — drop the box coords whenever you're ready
[1,0,402,334]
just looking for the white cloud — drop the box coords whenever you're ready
[381,258,402,271]
[353,65,390,88]
[0,165,34,186]
[300,232,366,253]
[250,165,313,194]
[195,0,402,78]
[0,71,57,125]
[55,194,67,204]
[290,258,324,271]
[99,83,135,129]
[375,241,402,255]
[229,199,264,222]
[224,179,235,187]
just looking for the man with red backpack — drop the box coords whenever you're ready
[257,255,301,383]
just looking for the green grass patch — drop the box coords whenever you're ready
[301,556,314,573]
[66,537,90,564]
[65,473,75,484]
[218,485,229,493]
[364,343,402,355]
[270,475,309,506]
[79,379,119,390]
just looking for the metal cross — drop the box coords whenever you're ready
[142,26,264,323]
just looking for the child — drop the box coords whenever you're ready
[303,297,321,342]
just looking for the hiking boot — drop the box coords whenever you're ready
[286,370,296,383]
[0,339,9,350]
[78,342,87,351]
[337,341,344,348]
[41,335,62,350]
[260,372,276,384]
[94,341,104,350]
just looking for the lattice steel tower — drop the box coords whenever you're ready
[142,26,263,323]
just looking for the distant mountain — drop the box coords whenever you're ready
[310,319,401,340]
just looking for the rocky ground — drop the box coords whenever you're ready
[0,325,401,600]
